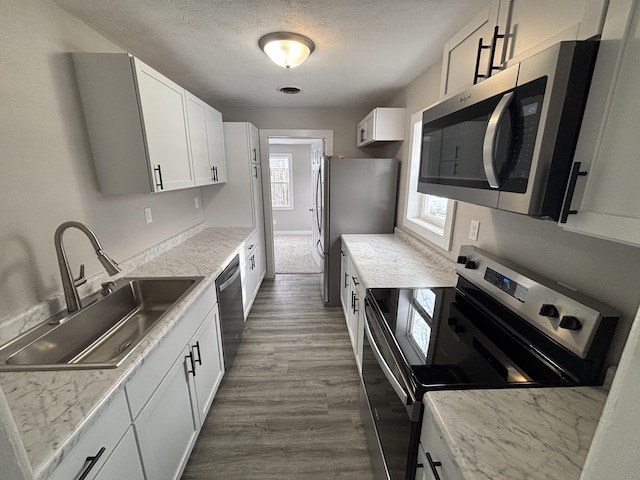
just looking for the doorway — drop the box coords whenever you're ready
[258,130,334,279]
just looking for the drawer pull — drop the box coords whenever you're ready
[426,452,442,480]
[78,447,106,480]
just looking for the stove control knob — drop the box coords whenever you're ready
[464,260,477,270]
[559,315,582,331]
[456,256,468,265]
[539,304,560,318]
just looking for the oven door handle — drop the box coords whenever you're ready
[483,91,513,188]
[364,316,408,405]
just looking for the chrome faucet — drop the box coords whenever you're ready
[54,221,121,313]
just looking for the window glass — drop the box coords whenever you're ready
[270,154,293,210]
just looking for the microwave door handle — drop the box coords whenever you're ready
[364,316,409,405]
[483,91,514,188]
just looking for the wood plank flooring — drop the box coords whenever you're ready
[181,274,374,479]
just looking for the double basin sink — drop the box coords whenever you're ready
[0,276,203,371]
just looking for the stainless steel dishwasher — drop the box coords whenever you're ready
[215,254,244,372]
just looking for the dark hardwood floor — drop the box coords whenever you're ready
[181,274,374,479]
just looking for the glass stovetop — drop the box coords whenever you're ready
[366,286,572,390]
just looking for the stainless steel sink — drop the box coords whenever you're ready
[0,277,203,371]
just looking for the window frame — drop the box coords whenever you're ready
[400,110,456,251]
[269,153,294,211]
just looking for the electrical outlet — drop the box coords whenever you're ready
[468,219,480,241]
[194,196,200,209]
[144,207,153,224]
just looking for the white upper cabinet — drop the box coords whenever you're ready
[73,53,195,193]
[440,0,503,98]
[186,92,227,186]
[202,122,265,235]
[356,107,406,147]
[559,0,640,247]
[440,0,609,98]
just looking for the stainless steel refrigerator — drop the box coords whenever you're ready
[314,156,398,306]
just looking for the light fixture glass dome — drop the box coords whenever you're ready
[259,32,315,69]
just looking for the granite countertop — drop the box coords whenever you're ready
[424,387,607,480]
[341,230,458,289]
[0,226,254,480]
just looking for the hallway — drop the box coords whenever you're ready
[181,274,373,479]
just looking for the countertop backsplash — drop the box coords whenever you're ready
[0,223,208,347]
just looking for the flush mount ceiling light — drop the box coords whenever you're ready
[259,32,315,69]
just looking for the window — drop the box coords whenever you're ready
[269,153,294,210]
[400,112,456,250]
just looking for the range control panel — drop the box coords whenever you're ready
[456,246,619,359]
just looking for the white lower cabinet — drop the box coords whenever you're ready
[134,344,200,480]
[191,309,225,422]
[417,411,463,480]
[340,244,365,375]
[47,284,224,480]
[241,230,266,318]
[130,301,223,480]
[94,428,145,480]
[47,389,142,480]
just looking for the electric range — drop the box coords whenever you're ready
[360,246,619,480]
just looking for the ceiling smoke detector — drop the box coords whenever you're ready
[278,86,301,95]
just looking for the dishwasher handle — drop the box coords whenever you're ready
[218,265,240,292]
[216,255,241,292]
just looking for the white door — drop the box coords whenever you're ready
[310,139,324,268]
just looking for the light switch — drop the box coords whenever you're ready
[144,207,153,224]
[194,197,200,209]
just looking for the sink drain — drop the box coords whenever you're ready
[119,342,132,353]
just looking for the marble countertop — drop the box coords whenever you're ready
[0,226,254,480]
[424,387,607,480]
[341,230,458,289]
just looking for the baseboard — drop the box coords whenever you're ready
[273,230,312,236]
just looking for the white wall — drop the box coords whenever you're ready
[0,0,206,325]
[221,106,370,160]
[270,144,313,233]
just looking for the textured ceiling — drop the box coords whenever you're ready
[52,0,490,109]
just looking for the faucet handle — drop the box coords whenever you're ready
[74,264,87,287]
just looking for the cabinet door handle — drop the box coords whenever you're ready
[186,351,196,376]
[488,25,506,75]
[351,276,359,286]
[253,165,258,178]
[344,272,349,288]
[252,148,257,162]
[426,452,442,480]
[154,164,164,190]
[559,161,588,223]
[214,166,218,182]
[474,26,506,84]
[351,291,356,313]
[193,341,202,366]
[78,447,106,480]
[473,37,492,84]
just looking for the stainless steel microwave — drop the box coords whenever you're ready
[418,41,598,220]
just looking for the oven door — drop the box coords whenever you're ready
[361,299,421,480]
